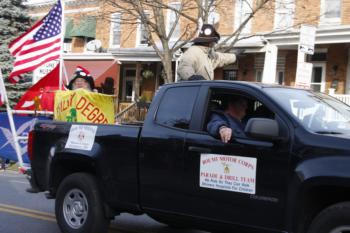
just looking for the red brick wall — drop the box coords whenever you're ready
[284,51,297,86]
[325,44,349,94]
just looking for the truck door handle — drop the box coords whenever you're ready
[188,146,212,153]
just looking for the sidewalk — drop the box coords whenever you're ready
[0,162,20,173]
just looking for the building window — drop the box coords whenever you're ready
[110,13,121,48]
[167,2,181,40]
[201,0,220,25]
[276,71,284,85]
[255,70,263,82]
[320,0,341,25]
[123,69,136,101]
[234,0,252,34]
[274,0,295,30]
[223,70,238,80]
[137,12,150,46]
[308,52,327,62]
[311,67,323,92]
[63,38,72,53]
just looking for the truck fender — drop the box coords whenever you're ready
[48,138,102,195]
[287,156,350,232]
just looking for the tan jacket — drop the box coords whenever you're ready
[177,45,237,81]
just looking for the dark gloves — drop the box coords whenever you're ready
[188,75,206,81]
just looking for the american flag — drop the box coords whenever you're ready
[8,0,62,83]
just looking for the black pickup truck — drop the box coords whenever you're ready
[28,81,350,233]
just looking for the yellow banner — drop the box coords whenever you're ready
[54,89,115,124]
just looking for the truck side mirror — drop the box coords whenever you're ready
[245,118,279,140]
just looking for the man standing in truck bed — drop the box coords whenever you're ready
[177,24,240,81]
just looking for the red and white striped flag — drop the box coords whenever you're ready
[8,0,62,83]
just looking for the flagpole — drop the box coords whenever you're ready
[0,68,24,168]
[59,0,66,90]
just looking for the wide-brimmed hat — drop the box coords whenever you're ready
[67,66,95,90]
[192,24,220,43]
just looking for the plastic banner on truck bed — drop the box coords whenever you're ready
[54,89,115,124]
[0,112,50,162]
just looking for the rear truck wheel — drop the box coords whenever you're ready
[307,202,350,233]
[55,173,110,233]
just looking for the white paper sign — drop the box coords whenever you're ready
[65,125,98,151]
[295,62,313,89]
[299,25,316,55]
[33,60,59,83]
[200,154,257,194]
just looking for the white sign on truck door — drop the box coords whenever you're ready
[200,154,257,194]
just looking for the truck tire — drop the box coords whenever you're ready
[55,173,109,233]
[307,202,350,233]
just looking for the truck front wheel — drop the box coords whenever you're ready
[307,202,350,233]
[55,173,110,233]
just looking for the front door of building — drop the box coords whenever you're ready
[122,69,136,101]
[311,63,326,92]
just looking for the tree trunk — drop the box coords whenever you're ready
[162,51,174,83]
[135,62,141,101]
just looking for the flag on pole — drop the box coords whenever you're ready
[8,0,62,83]
[0,70,7,107]
[14,63,60,111]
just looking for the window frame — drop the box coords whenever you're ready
[276,70,285,85]
[136,11,150,47]
[154,86,201,131]
[274,0,295,31]
[234,0,252,34]
[167,2,181,41]
[109,13,122,48]
[63,38,72,53]
[255,70,263,82]
[192,86,290,141]
[310,62,327,93]
[320,0,342,25]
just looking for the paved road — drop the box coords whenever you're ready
[0,170,208,233]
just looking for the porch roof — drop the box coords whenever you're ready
[109,47,161,62]
[109,36,267,61]
[265,25,350,46]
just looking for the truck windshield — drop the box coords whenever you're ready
[265,88,350,135]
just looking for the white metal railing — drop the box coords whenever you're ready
[328,88,350,105]
[333,94,350,105]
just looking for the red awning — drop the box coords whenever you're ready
[63,60,120,95]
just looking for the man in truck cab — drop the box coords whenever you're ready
[207,96,248,143]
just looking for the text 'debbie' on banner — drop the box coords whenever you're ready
[54,89,115,124]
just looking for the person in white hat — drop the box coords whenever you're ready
[177,24,242,81]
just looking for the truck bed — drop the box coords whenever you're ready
[31,120,142,210]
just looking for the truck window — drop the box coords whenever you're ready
[155,86,199,129]
[204,90,279,140]
[205,92,275,128]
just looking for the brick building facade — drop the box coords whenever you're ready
[26,0,350,104]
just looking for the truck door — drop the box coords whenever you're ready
[184,86,292,231]
[139,85,200,212]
